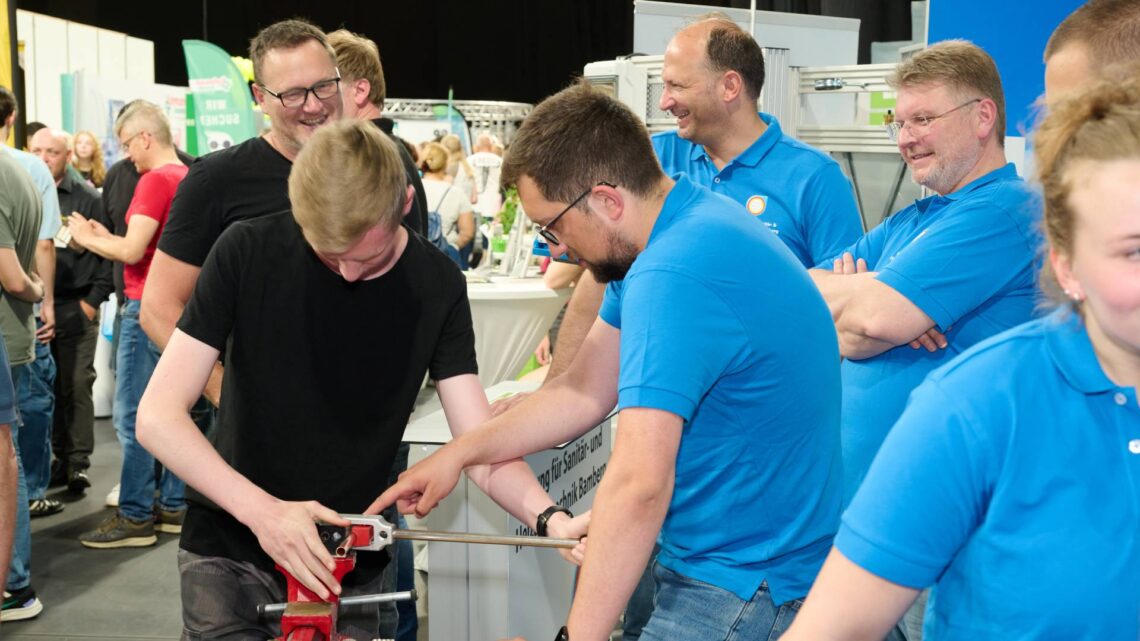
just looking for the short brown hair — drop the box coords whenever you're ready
[501,81,664,204]
[328,29,386,109]
[888,40,1006,146]
[1032,71,1140,307]
[1045,0,1140,68]
[289,120,408,251]
[688,16,766,103]
[249,19,336,84]
[115,101,174,147]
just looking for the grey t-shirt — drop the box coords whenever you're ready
[0,153,45,365]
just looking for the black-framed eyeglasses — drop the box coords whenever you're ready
[537,181,616,247]
[118,131,144,153]
[260,75,341,109]
[886,98,982,142]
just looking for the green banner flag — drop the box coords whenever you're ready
[182,39,258,155]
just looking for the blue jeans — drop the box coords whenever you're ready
[622,546,660,640]
[16,333,55,500]
[7,366,31,592]
[639,563,801,641]
[114,299,184,522]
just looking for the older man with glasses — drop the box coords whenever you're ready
[806,38,1042,639]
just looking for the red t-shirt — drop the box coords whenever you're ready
[123,162,189,299]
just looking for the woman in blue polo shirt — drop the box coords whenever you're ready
[781,77,1140,640]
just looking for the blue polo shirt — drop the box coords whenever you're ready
[652,113,862,267]
[598,175,843,605]
[838,310,1140,640]
[821,163,1041,504]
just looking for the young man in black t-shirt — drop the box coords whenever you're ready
[136,120,557,640]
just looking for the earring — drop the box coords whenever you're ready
[1064,289,1083,303]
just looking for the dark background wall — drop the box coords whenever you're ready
[17,0,909,105]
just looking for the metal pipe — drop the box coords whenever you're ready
[393,529,578,549]
[258,590,417,618]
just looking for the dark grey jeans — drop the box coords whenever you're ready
[178,548,396,641]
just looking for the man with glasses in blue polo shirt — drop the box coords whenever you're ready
[808,44,1039,639]
[374,81,844,641]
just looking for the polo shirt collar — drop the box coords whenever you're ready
[648,174,698,245]
[1044,308,1117,395]
[57,171,76,193]
[914,163,1018,214]
[941,163,1018,202]
[688,112,781,169]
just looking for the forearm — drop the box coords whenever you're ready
[76,235,139,264]
[138,388,276,529]
[808,269,878,320]
[457,374,613,469]
[455,214,475,248]
[466,459,559,530]
[85,259,115,310]
[836,326,899,360]
[567,461,671,641]
[546,271,604,380]
[0,425,16,591]
[34,241,55,305]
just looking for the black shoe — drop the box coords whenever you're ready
[28,498,64,518]
[67,469,91,493]
[49,459,66,488]
[1,586,43,621]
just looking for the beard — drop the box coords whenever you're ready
[586,231,640,284]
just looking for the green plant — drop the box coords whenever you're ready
[497,186,519,232]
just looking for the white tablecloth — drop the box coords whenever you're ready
[467,277,569,387]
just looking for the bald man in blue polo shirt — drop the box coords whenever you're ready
[809,42,1040,510]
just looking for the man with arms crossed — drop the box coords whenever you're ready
[376,82,844,641]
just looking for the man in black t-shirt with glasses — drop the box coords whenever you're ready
[139,19,343,404]
[136,120,559,640]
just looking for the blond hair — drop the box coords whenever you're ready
[328,29,386,109]
[289,120,408,251]
[72,130,106,187]
[889,40,1006,146]
[1033,70,1140,306]
[115,101,174,147]
[419,141,449,174]
[1045,0,1140,68]
[441,134,472,178]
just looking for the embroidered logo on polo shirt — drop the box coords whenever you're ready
[1129,439,1140,455]
[746,195,768,216]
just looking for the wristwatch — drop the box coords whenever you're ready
[535,505,572,537]
[553,625,569,641]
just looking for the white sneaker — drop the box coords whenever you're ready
[105,483,120,508]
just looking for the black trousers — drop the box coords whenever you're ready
[51,298,99,472]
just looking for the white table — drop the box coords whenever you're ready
[466,277,569,387]
[403,381,612,641]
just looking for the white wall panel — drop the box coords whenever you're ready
[31,13,68,127]
[97,30,127,81]
[67,22,99,73]
[125,37,154,82]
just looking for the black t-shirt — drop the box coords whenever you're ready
[159,133,426,269]
[372,118,429,235]
[176,212,477,575]
[158,137,292,268]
